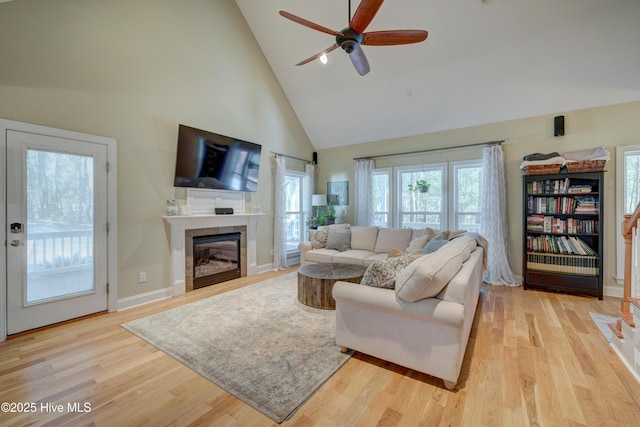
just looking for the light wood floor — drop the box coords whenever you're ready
[1,267,639,426]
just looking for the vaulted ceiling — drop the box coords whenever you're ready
[235,0,640,150]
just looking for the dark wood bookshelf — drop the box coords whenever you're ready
[522,171,604,299]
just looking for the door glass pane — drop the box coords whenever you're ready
[26,149,94,304]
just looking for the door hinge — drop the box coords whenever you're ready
[106,222,110,233]
[106,162,110,172]
[106,283,109,294]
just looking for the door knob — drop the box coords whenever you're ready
[10,240,22,247]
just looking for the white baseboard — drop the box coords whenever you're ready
[118,266,278,310]
[117,287,174,311]
[605,285,624,298]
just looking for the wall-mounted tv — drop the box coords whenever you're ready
[173,124,262,192]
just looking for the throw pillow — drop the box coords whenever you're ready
[310,229,328,249]
[421,232,449,254]
[361,255,412,289]
[387,248,405,258]
[395,246,465,302]
[325,228,351,251]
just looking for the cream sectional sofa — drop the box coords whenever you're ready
[299,225,432,267]
[299,225,485,389]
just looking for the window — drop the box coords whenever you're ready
[284,172,304,252]
[372,168,391,227]
[452,161,482,232]
[616,145,640,283]
[373,160,482,231]
[397,164,445,229]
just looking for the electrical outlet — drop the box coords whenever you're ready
[138,272,147,283]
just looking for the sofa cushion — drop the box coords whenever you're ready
[350,226,379,251]
[360,255,413,289]
[326,228,351,251]
[445,235,477,261]
[305,248,340,264]
[364,253,388,267]
[407,234,432,254]
[310,229,328,249]
[395,245,465,302]
[333,250,376,266]
[374,228,413,254]
[410,227,437,241]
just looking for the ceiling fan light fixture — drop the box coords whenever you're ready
[319,53,328,64]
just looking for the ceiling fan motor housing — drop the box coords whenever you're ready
[336,28,363,53]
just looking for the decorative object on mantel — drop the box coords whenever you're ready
[122,272,352,423]
[327,181,348,205]
[166,199,178,216]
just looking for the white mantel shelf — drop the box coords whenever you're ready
[163,213,264,295]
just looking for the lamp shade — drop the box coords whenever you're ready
[312,194,327,207]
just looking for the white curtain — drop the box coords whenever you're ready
[273,155,288,270]
[480,144,522,286]
[355,159,375,226]
[303,163,315,240]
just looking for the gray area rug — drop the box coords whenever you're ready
[122,272,352,423]
[589,312,618,343]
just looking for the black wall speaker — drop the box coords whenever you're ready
[312,151,318,164]
[554,115,565,137]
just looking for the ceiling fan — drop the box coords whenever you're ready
[279,0,428,76]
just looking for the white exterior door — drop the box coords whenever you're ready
[6,130,109,334]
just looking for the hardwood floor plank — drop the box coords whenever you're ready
[1,270,639,426]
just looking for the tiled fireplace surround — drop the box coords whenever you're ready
[163,214,262,295]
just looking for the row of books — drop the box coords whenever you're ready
[527,178,595,195]
[526,234,597,255]
[527,196,599,215]
[527,252,599,276]
[526,215,598,234]
[573,196,598,214]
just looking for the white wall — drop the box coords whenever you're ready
[0,0,314,299]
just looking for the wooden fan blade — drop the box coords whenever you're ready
[349,45,370,76]
[279,11,339,36]
[350,0,384,34]
[295,44,339,66]
[362,30,428,46]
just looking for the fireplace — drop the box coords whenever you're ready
[192,232,241,289]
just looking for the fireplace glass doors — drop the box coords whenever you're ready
[192,232,241,289]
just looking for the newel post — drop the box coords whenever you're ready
[622,214,632,313]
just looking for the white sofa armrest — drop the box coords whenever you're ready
[298,241,313,266]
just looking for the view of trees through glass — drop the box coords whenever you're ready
[625,150,640,213]
[26,149,94,273]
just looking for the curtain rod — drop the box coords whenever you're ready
[352,140,504,161]
[270,151,313,164]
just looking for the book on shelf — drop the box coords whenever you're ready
[568,185,592,194]
[526,252,598,276]
[526,234,596,255]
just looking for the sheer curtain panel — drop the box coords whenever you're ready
[273,155,288,270]
[480,144,521,286]
[355,159,375,226]
[304,163,315,240]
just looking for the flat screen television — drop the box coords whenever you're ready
[173,124,262,192]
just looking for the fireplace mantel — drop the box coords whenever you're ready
[163,213,263,295]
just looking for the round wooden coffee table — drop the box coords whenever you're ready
[297,263,366,309]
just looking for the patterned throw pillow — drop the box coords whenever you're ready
[360,255,412,289]
[310,229,328,249]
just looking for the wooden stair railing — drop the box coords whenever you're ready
[611,202,640,337]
